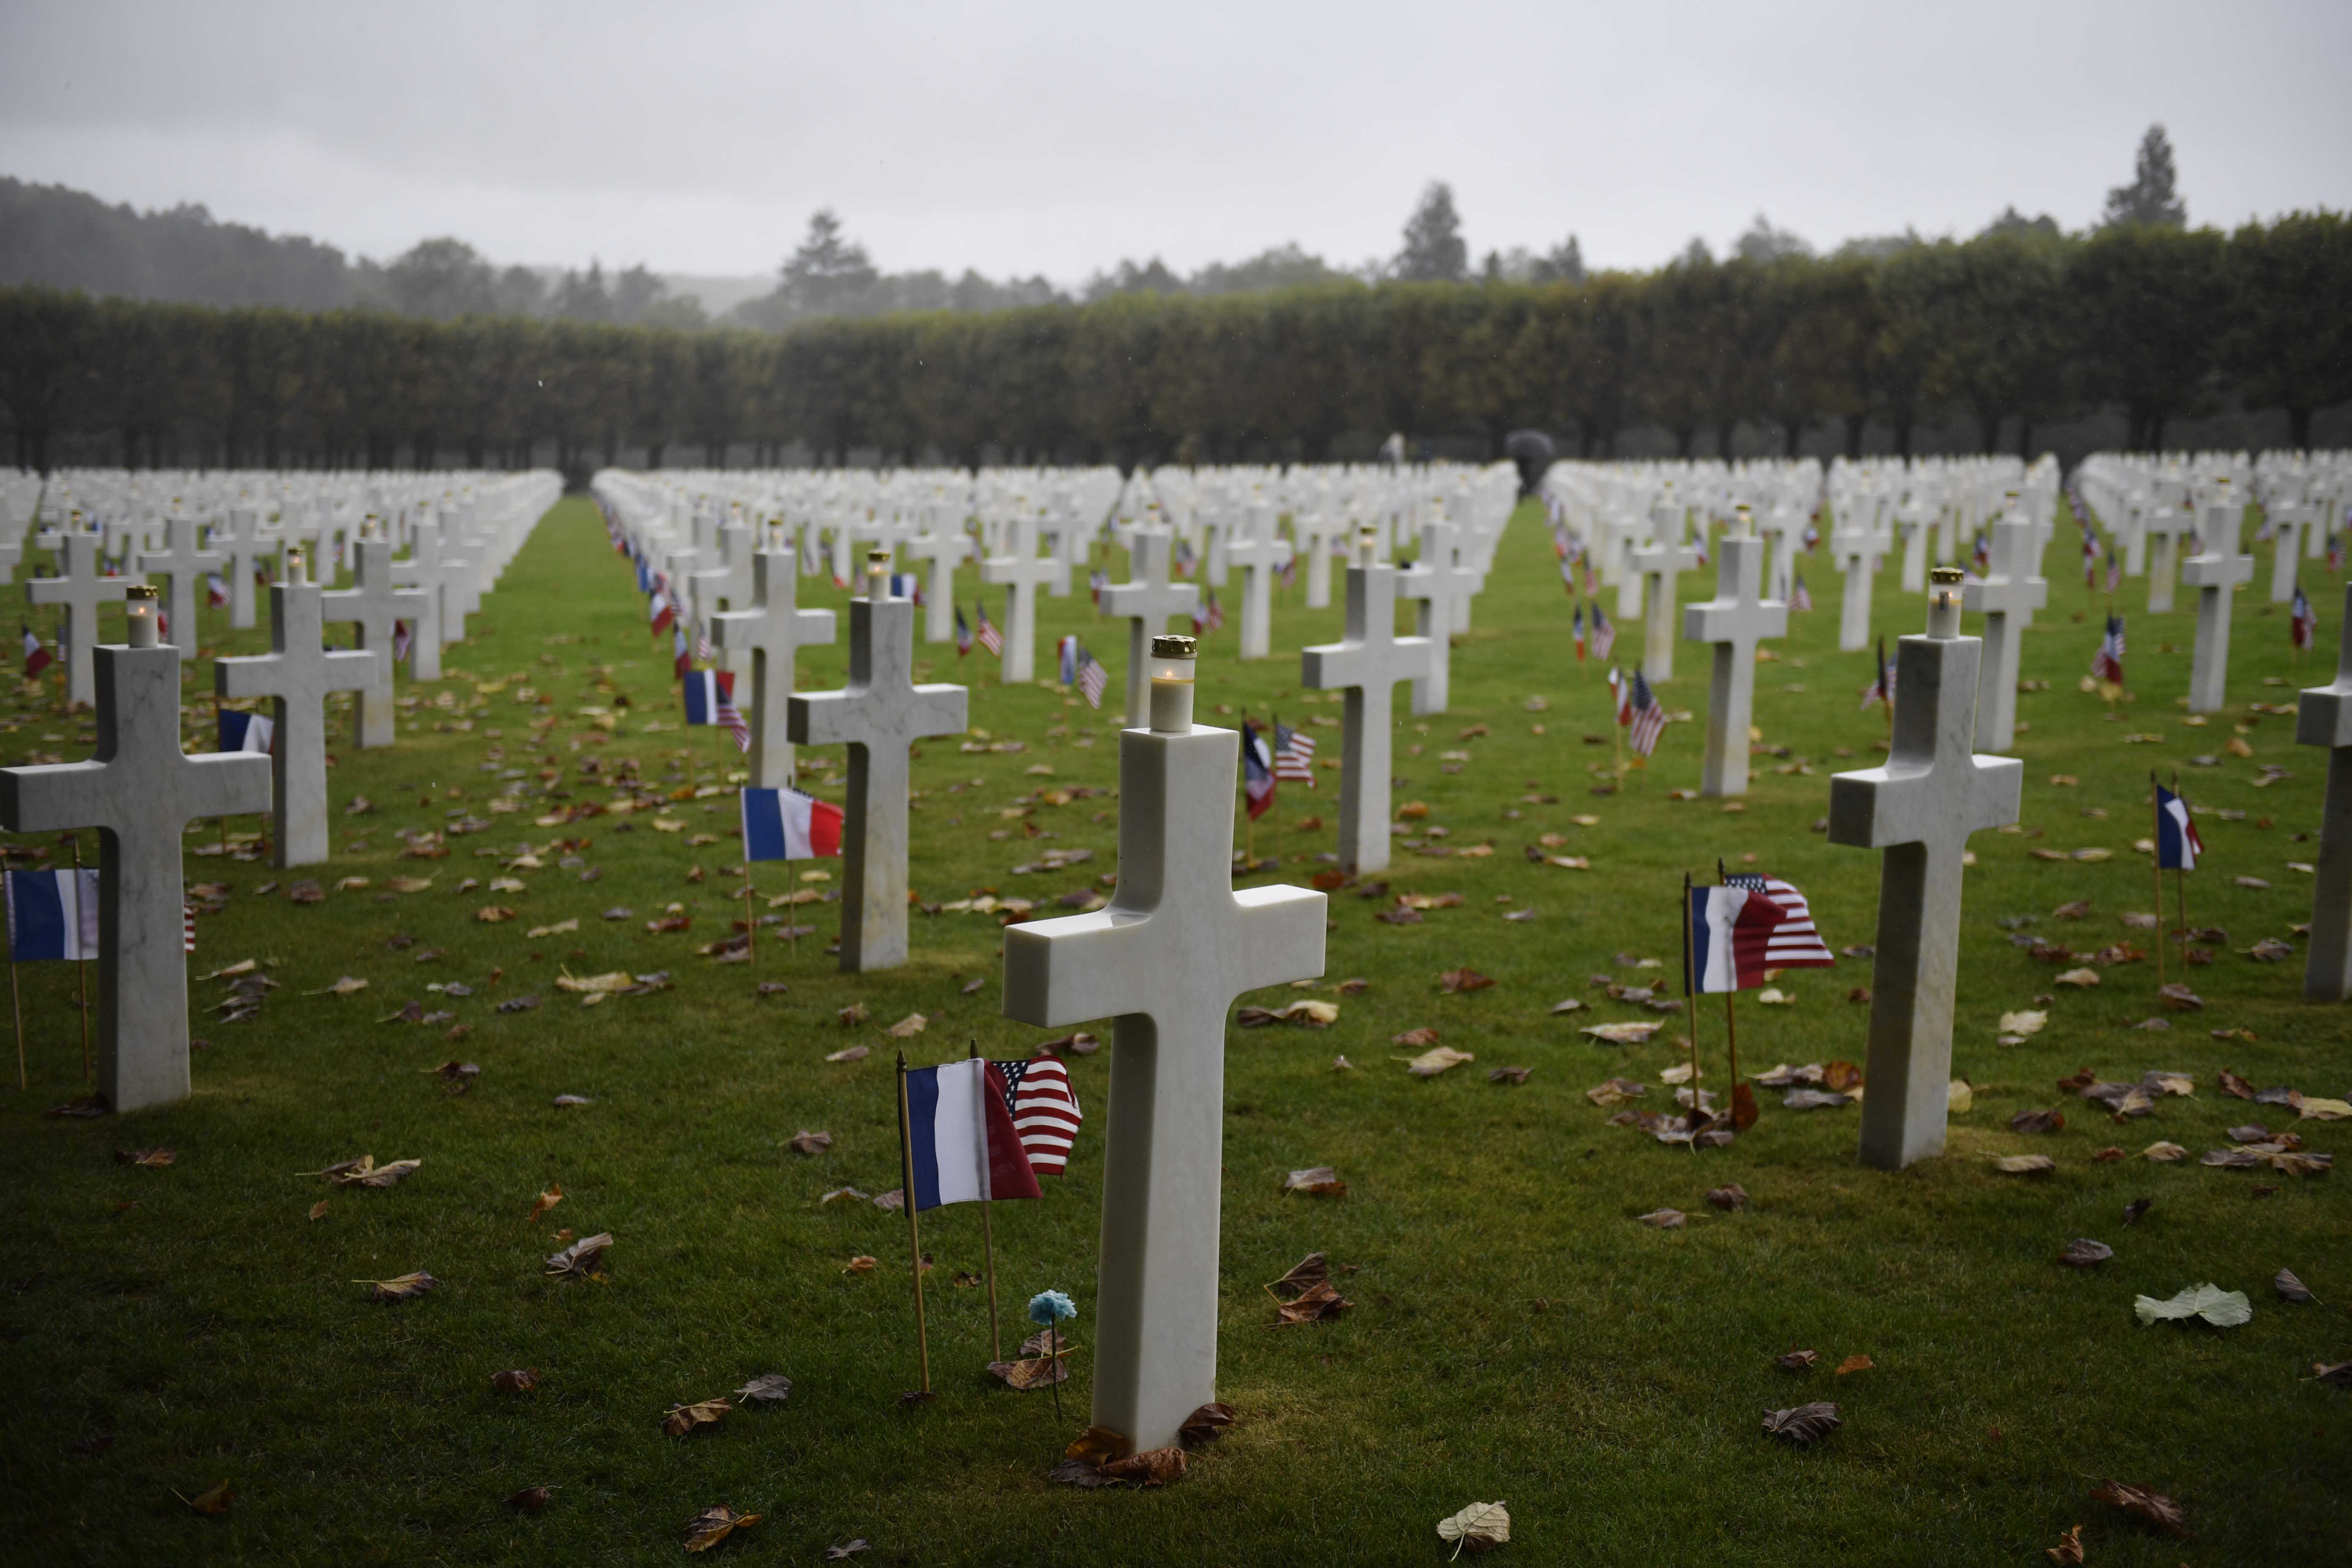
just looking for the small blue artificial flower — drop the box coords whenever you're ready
[1027,1289,1077,1326]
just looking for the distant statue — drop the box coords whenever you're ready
[1379,432,1407,468]
[1505,430,1555,495]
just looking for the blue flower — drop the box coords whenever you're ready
[1026,1289,1076,1325]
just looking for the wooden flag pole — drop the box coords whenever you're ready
[2150,773,2166,991]
[10,952,22,1092]
[1715,860,1754,1132]
[743,871,755,968]
[1680,871,1701,1148]
[895,1051,931,1393]
[73,838,89,1080]
[970,1038,1002,1365]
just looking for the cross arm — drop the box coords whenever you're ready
[1002,909,1152,1027]
[1220,884,1327,996]
[29,577,125,607]
[178,751,275,818]
[910,683,969,742]
[1683,601,1787,643]
[795,607,838,646]
[786,689,859,749]
[1825,764,1920,850]
[1965,754,2024,835]
[0,760,109,833]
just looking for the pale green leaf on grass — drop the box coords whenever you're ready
[2134,1282,2252,1327]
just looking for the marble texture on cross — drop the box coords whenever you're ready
[29,531,129,708]
[1293,506,1342,609]
[1302,548,1433,874]
[320,536,427,749]
[1828,591,2022,1170]
[2182,487,2253,714]
[2265,495,2310,604]
[1681,533,1786,797]
[215,568,380,866]
[135,516,222,664]
[1394,521,1482,716]
[710,548,837,787]
[1627,504,1701,683]
[390,518,470,681]
[2140,500,2190,615]
[977,508,1069,683]
[215,509,267,631]
[1960,515,2047,751]
[0,642,270,1111]
[1831,517,1876,653]
[1221,507,1291,662]
[787,581,967,972]
[906,526,974,645]
[1001,685,1326,1454]
[2295,579,2352,1000]
[1101,529,1199,720]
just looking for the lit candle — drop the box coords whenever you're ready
[1927,565,1964,639]
[1357,526,1378,567]
[1147,633,1197,733]
[866,548,891,599]
[286,547,307,587]
[1736,503,1753,536]
[125,583,160,649]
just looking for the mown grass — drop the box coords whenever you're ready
[0,492,2345,1566]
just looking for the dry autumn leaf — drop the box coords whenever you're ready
[492,1369,540,1394]
[843,1255,878,1274]
[1438,967,1495,993]
[1065,1425,1133,1465]
[2134,1282,2251,1327]
[1707,1183,1748,1211]
[545,1232,613,1279]
[504,1486,553,1515]
[1283,1166,1347,1196]
[1179,1402,1236,1448]
[787,1130,832,1155]
[2059,1238,2114,1268]
[884,1013,928,1038]
[1437,1500,1511,1556]
[1776,1349,1819,1371]
[475,906,516,923]
[307,1199,329,1221]
[115,1148,175,1168]
[1636,1208,1686,1229]
[1405,1045,1475,1077]
[1761,1402,1840,1446]
[360,1271,436,1303]
[735,1373,792,1405]
[2091,1479,2189,1537]
[181,1479,234,1514]
[1995,1154,2055,1174]
[1099,1446,1187,1486]
[663,1397,731,1437]
[681,1505,761,1553]
[1271,1278,1351,1326]
[2045,1524,2084,1564]
[526,1184,564,1223]
[1835,1354,1874,1375]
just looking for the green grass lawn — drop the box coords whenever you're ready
[1,492,2345,1566]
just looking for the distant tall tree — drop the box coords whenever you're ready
[1530,235,1585,284]
[778,209,879,321]
[385,239,497,320]
[2225,210,2352,449]
[1191,244,1347,295]
[2102,124,2188,230]
[1980,206,2063,240]
[493,264,547,317]
[551,262,613,324]
[1082,258,1184,302]
[1734,212,1813,263]
[610,264,670,326]
[1677,236,1715,268]
[1394,182,1468,283]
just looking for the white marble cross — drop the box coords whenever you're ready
[1221,505,1292,662]
[2266,493,2311,604]
[1832,517,1876,653]
[1628,504,1701,684]
[214,508,269,631]
[1682,533,1786,797]
[2297,579,2352,1001]
[1002,642,1325,1454]
[1293,506,1343,610]
[1101,528,1199,720]
[710,547,837,788]
[321,535,427,749]
[2183,482,2253,714]
[689,520,755,632]
[1302,537,1433,873]
[29,531,129,709]
[1394,521,1482,715]
[977,508,1069,683]
[214,558,380,866]
[390,518,471,681]
[0,634,270,1111]
[1828,573,2022,1170]
[906,525,974,645]
[134,516,222,665]
[787,568,967,972]
[2140,498,2192,615]
[1961,514,2047,751]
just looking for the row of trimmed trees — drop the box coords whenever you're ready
[3,215,2346,476]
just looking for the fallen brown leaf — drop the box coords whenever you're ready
[526,1184,563,1224]
[1761,1402,1840,1446]
[114,1148,175,1168]
[735,1373,793,1405]
[1283,1166,1346,1196]
[2044,1523,2084,1564]
[1065,1425,1133,1465]
[1835,1353,1874,1375]
[545,1232,613,1279]
[1179,1402,1236,1448]
[1707,1183,1749,1211]
[663,1397,731,1437]
[1266,1252,1331,1301]
[681,1504,761,1553]
[359,1271,436,1303]
[787,1130,833,1155]
[182,1479,234,1514]
[308,1198,329,1221]
[1776,1349,1818,1371]
[1636,1208,1686,1229]
[492,1369,540,1394]
[2091,1478,2189,1537]
[1098,1446,1186,1486]
[504,1486,553,1515]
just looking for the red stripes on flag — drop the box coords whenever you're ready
[993,1055,1083,1176]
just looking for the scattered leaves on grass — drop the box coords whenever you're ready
[1761,1402,1839,1446]
[825,1045,870,1063]
[2134,1282,2251,1327]
[1437,1500,1511,1556]
[1283,1167,1346,1196]
[1835,1354,1874,1375]
[787,1130,832,1155]
[2053,967,2099,988]
[1776,1349,1818,1370]
[824,1541,871,1560]
[843,1255,878,1273]
[2010,1108,2066,1134]
[2218,1066,2255,1100]
[1271,1278,1352,1326]
[315,1154,422,1188]
[492,1369,540,1394]
[114,1148,174,1168]
[2301,1096,2352,1121]
[1438,967,1494,993]
[2142,1142,2187,1162]
[2156,983,2204,1010]
[475,906,516,924]
[1706,1183,1748,1211]
[308,1199,329,1221]
[1586,1077,1646,1106]
[2045,1523,2084,1564]
[1405,1045,1475,1077]
[884,1013,928,1038]
[681,1504,760,1553]
[1994,1154,2055,1174]
[1582,1021,1660,1045]
[546,1232,613,1280]
[1488,1065,1531,1084]
[1099,1446,1187,1486]
[663,1397,731,1437]
[2312,1361,2352,1388]
[2123,1197,2152,1224]
[2091,1479,2189,1537]
[1065,1425,1133,1466]
[359,1271,436,1303]
[733,1373,792,1405]
[526,1184,563,1224]
[2059,1239,2114,1268]
[988,1354,1069,1389]
[1636,1208,1686,1229]
[837,1003,870,1027]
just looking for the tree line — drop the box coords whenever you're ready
[2,213,2346,477]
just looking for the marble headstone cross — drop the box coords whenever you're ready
[390,518,470,681]
[135,516,223,665]
[2297,580,2352,1000]
[1002,641,1326,1453]
[1682,531,1787,797]
[1831,516,1876,653]
[321,535,427,749]
[0,628,270,1111]
[1828,572,2022,1170]
[787,564,968,972]
[1302,537,1434,874]
[710,547,838,788]
[1394,521,1482,715]
[1101,528,1200,721]
[1293,505,1342,610]
[689,520,755,634]
[215,508,268,631]
[2265,491,2311,604]
[1628,502,1702,683]
[1220,506,1292,662]
[214,558,381,866]
[2140,498,2191,614]
[2183,483,2253,714]
[29,531,129,709]
[977,507,1068,683]
[1960,514,2047,752]
[906,525,975,645]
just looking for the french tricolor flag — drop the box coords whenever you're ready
[888,572,921,604]
[740,786,843,861]
[1688,884,1786,994]
[682,668,734,726]
[900,1059,1043,1212]
[218,709,275,754]
[4,868,100,961]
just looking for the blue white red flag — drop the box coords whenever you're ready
[2154,781,2203,871]
[2292,583,2316,651]
[3,868,100,961]
[1572,602,1586,662]
[955,604,974,656]
[1056,634,1078,686]
[21,625,52,678]
[218,709,274,754]
[900,1058,1045,1211]
[1687,884,1786,994]
[1241,718,1276,819]
[683,668,734,727]
[740,785,843,861]
[1790,575,1813,612]
[1720,874,1836,966]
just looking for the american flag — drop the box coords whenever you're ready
[2093,614,2126,684]
[1590,602,1617,660]
[1204,589,1225,632]
[955,604,974,656]
[22,625,52,678]
[1861,634,1895,710]
[205,573,229,608]
[716,671,751,752]
[1277,553,1296,589]
[1721,873,1835,967]
[182,901,196,954]
[696,623,717,664]
[1790,575,1813,612]
[1971,532,1990,575]
[1075,644,1108,708]
[1625,670,1666,757]
[991,1056,1083,1176]
[2329,534,2343,573]
[975,601,1003,657]
[1572,602,1586,662]
[1089,567,1108,606]
[393,619,413,663]
[1241,719,1277,818]
[1272,718,1316,782]
[800,531,822,577]
[1607,665,1631,726]
[1173,537,1197,579]
[672,626,691,679]
[1558,554,1576,595]
[2104,551,2121,596]
[2292,585,2316,652]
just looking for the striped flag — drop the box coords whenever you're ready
[1572,602,1587,662]
[2154,781,2204,871]
[649,592,675,634]
[1272,718,1316,783]
[1089,567,1108,605]
[1789,575,1813,612]
[740,785,843,861]
[900,1059,1043,1210]
[991,1055,1083,1176]
[1720,874,1836,966]
[1626,670,1666,757]
[1056,634,1078,686]
[1075,644,1108,709]
[218,709,275,754]
[393,620,414,663]
[715,676,750,753]
[2292,584,2316,651]
[1861,634,1894,710]
[22,624,52,678]
[955,604,973,656]
[1590,602,1617,661]
[1607,665,1632,726]
[2329,534,2343,574]
[672,626,691,680]
[1206,589,1224,630]
[2105,551,2121,596]
[2093,614,2126,684]
[3,868,100,960]
[1241,718,1276,819]
[1687,884,1786,993]
[205,572,229,608]
[975,601,1003,656]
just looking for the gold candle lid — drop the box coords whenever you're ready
[1150,634,1197,660]
[127,583,160,601]
[1931,566,1964,585]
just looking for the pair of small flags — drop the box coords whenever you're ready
[2,868,193,959]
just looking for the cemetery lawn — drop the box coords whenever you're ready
[5,493,2349,1567]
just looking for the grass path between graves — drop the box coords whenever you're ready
[1,492,2346,1567]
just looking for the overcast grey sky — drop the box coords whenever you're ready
[4,0,2347,283]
